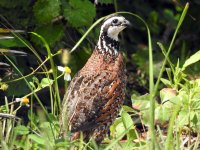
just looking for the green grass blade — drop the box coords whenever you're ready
[31,32,61,113]
[182,49,200,71]
[165,104,181,150]
[154,3,189,96]
[118,11,155,150]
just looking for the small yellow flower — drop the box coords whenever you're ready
[21,97,29,104]
[16,97,30,106]
[64,67,71,74]
[0,83,8,91]
[58,66,71,81]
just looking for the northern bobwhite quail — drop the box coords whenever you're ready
[60,15,130,144]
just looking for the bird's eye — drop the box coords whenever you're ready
[112,19,118,24]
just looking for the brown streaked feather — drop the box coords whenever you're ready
[60,49,126,142]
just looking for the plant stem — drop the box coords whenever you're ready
[154,3,189,97]
[31,32,61,114]
[165,104,181,150]
[4,55,49,116]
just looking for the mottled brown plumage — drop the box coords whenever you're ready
[60,15,130,144]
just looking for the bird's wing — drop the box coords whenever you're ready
[60,70,124,132]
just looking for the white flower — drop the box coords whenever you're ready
[58,66,71,81]
[15,97,30,107]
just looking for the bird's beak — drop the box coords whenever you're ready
[121,19,131,27]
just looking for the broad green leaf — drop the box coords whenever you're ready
[40,78,53,88]
[14,125,29,135]
[122,105,138,113]
[177,110,189,127]
[131,94,150,110]
[115,122,125,138]
[155,105,170,124]
[98,0,113,5]
[110,118,122,138]
[32,24,64,47]
[54,140,70,149]
[33,0,61,24]
[28,134,45,145]
[121,110,136,140]
[182,50,200,70]
[190,112,198,125]
[28,111,40,130]
[7,79,30,97]
[0,38,26,48]
[0,0,28,8]
[40,122,56,143]
[160,88,177,102]
[29,81,36,89]
[121,111,134,129]
[1,140,8,150]
[160,78,172,87]
[63,0,96,28]
[131,93,150,101]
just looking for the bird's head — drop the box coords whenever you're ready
[100,15,131,41]
[97,15,130,57]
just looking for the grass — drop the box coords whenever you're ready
[1,2,200,150]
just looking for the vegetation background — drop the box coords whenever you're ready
[0,0,200,149]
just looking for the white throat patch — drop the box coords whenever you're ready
[107,26,126,41]
[100,16,126,41]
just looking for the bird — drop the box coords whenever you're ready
[60,15,130,145]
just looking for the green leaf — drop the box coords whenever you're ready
[28,134,45,145]
[121,110,136,140]
[160,78,172,87]
[1,141,8,150]
[32,24,64,46]
[122,105,138,113]
[14,125,29,135]
[98,0,113,5]
[131,94,150,110]
[191,112,198,125]
[33,0,61,24]
[155,105,170,124]
[40,78,53,88]
[40,122,56,143]
[160,88,177,102]
[29,81,35,89]
[0,38,26,48]
[7,79,30,97]
[0,0,28,8]
[121,111,134,129]
[110,118,123,138]
[115,122,125,138]
[28,111,40,129]
[182,50,200,70]
[177,110,189,127]
[63,0,96,28]
[54,140,70,149]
